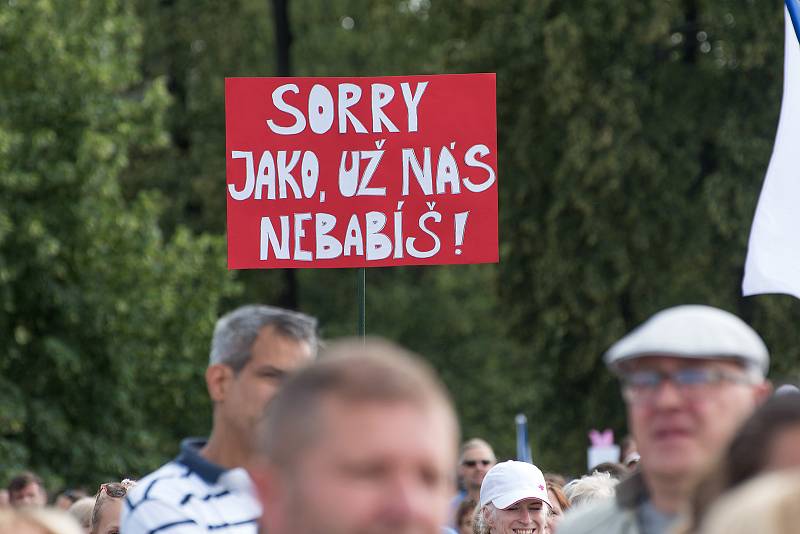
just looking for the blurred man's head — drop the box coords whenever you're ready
[205,305,317,454]
[7,473,46,508]
[458,439,496,496]
[54,489,86,511]
[606,305,771,488]
[251,338,459,534]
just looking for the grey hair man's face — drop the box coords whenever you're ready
[214,325,314,443]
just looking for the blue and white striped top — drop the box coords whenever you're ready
[121,438,260,534]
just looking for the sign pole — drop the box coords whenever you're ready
[357,268,366,338]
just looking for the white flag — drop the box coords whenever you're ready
[743,7,800,298]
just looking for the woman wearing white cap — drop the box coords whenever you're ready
[475,461,552,534]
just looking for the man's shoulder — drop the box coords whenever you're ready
[558,499,637,534]
[127,438,229,504]
[127,459,207,505]
[122,459,260,534]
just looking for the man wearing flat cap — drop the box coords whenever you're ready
[559,305,771,534]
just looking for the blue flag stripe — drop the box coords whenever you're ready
[787,0,800,44]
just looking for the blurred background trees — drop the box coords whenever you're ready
[1,0,798,488]
[0,0,236,488]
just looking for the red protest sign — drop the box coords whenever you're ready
[225,73,497,269]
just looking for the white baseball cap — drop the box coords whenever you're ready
[479,461,552,510]
[604,305,769,375]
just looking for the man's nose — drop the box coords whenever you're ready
[652,378,684,408]
[384,476,431,525]
[381,475,420,524]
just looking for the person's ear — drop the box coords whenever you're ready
[754,379,773,404]
[206,364,234,402]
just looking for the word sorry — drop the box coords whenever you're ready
[266,81,428,135]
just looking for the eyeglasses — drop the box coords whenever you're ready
[462,460,493,468]
[620,367,755,404]
[99,479,136,499]
[100,483,127,499]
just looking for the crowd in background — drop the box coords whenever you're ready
[0,472,131,533]
[3,303,800,534]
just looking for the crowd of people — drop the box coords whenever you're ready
[3,303,800,534]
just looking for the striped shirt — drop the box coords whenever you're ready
[121,438,261,534]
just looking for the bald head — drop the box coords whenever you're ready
[257,338,458,468]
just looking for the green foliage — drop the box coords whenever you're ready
[0,0,237,489]
[283,0,799,473]
[430,0,795,471]
[3,0,798,488]
[126,0,800,475]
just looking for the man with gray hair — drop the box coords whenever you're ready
[250,338,459,534]
[121,304,317,534]
[559,305,771,534]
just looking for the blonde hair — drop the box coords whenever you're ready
[699,469,800,534]
[67,497,95,530]
[474,502,550,534]
[563,471,618,507]
[0,507,84,534]
[473,504,493,534]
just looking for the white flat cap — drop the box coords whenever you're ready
[604,305,769,375]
